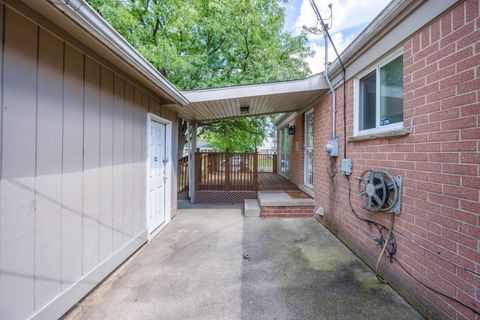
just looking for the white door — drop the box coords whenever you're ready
[148,120,167,233]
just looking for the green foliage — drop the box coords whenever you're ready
[87,0,313,152]
[199,116,274,152]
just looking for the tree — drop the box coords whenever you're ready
[87,0,313,153]
[199,116,275,152]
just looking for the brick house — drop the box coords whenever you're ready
[275,1,480,319]
[0,0,478,319]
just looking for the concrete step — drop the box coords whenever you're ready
[257,191,314,207]
[244,199,261,217]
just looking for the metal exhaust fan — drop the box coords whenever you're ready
[356,170,402,214]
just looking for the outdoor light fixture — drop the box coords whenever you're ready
[240,106,250,115]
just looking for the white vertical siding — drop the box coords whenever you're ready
[0,4,179,320]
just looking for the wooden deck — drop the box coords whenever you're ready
[194,173,298,191]
[259,173,299,191]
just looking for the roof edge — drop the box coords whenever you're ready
[328,0,459,79]
[51,0,189,106]
[328,0,420,77]
[182,73,328,103]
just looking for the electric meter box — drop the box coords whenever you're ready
[324,138,339,157]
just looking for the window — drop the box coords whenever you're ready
[304,110,313,188]
[356,54,404,134]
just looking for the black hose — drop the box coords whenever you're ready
[392,256,480,316]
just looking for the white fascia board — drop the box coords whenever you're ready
[276,112,298,129]
[328,0,458,84]
[46,0,189,106]
[183,73,328,103]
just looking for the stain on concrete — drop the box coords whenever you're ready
[352,267,387,291]
[64,208,424,320]
[297,241,356,271]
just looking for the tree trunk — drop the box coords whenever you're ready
[177,118,188,159]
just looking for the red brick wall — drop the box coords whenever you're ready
[312,1,479,319]
[261,206,314,218]
[289,115,305,186]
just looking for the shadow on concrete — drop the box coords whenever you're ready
[64,207,423,320]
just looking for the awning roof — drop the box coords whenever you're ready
[23,0,329,122]
[180,74,328,121]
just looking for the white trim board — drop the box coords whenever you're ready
[329,0,458,86]
[276,112,298,129]
[182,74,327,102]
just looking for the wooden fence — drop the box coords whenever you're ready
[190,151,277,191]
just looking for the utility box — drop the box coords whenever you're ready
[341,158,352,175]
[324,138,339,157]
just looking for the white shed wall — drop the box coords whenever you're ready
[0,4,178,320]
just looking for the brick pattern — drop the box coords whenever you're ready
[261,206,314,218]
[308,1,479,320]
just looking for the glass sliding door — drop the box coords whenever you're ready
[304,110,313,188]
[280,126,289,177]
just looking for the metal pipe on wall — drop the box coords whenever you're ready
[323,33,336,140]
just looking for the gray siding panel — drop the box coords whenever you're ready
[99,67,114,262]
[62,44,85,289]
[0,8,37,319]
[123,82,135,241]
[0,3,178,319]
[83,56,101,274]
[113,75,125,251]
[133,87,143,236]
[35,28,63,310]
[139,93,148,232]
[0,4,3,215]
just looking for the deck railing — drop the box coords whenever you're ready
[177,155,189,193]
[258,153,277,173]
[192,151,277,191]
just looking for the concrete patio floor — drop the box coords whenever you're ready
[65,208,423,320]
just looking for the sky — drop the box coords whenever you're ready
[284,0,391,74]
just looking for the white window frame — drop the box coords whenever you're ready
[353,50,404,136]
[304,109,314,189]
